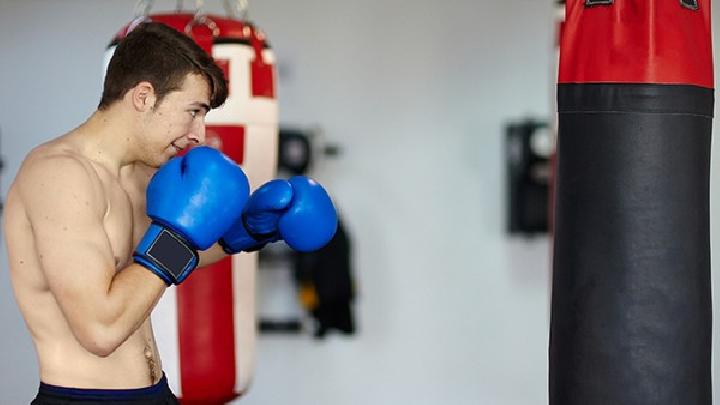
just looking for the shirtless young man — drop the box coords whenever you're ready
[3,22,337,404]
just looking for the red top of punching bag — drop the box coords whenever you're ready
[110,13,276,98]
[559,0,714,88]
[111,13,270,52]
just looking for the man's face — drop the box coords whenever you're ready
[141,73,211,167]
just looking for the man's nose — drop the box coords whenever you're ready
[188,120,206,145]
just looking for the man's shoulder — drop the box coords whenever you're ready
[14,144,105,212]
[19,142,95,182]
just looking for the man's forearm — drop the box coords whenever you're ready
[91,243,230,356]
[80,264,166,357]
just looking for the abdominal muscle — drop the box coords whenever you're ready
[35,314,163,389]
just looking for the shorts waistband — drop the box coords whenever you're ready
[38,374,170,401]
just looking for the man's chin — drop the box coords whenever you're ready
[145,156,168,168]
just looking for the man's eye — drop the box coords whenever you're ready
[189,110,200,118]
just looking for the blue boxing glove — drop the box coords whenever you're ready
[134,147,250,285]
[219,176,337,253]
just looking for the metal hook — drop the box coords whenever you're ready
[224,0,249,20]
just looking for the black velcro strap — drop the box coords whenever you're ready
[146,229,196,281]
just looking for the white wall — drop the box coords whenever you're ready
[241,1,554,404]
[1,1,717,405]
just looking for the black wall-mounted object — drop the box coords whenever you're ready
[277,127,343,176]
[258,127,353,337]
[293,218,355,339]
[278,128,313,175]
[505,119,553,235]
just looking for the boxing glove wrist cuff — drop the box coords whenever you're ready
[133,223,199,285]
[218,234,266,254]
[219,215,279,254]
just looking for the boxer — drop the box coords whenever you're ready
[3,22,337,404]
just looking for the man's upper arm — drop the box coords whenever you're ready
[18,155,118,342]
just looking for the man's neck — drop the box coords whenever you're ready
[72,109,138,176]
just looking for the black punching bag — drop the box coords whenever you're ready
[549,1,714,404]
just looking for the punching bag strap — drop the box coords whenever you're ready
[185,0,219,54]
[249,26,275,98]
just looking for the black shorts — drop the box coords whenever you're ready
[30,374,179,405]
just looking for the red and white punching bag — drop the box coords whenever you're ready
[104,3,278,403]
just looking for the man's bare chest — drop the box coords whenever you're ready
[102,175,150,270]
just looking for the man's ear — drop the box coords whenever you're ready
[130,81,156,112]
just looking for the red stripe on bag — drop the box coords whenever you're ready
[177,258,237,403]
[177,125,246,403]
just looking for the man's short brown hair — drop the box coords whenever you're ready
[98,22,228,110]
